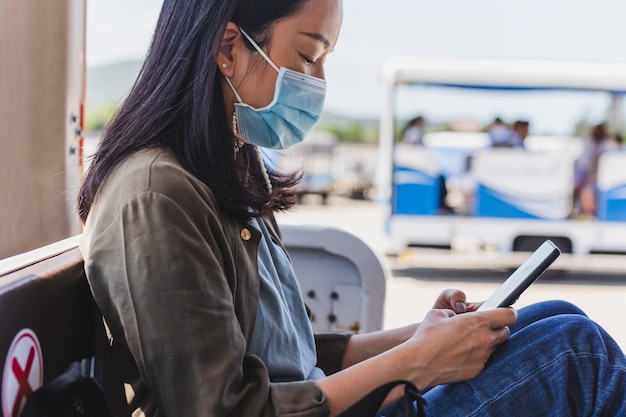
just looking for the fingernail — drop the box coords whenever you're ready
[456,302,467,313]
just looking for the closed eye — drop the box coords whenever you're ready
[301,54,317,66]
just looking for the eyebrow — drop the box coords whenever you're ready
[299,32,331,49]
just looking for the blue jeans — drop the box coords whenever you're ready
[419,300,626,416]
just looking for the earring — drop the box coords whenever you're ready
[232,111,244,160]
[255,146,273,193]
[222,63,227,68]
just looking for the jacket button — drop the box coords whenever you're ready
[240,228,251,241]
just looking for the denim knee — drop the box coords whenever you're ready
[536,299,587,316]
[512,300,587,333]
[422,311,626,417]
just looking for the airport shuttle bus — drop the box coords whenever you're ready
[376,56,626,256]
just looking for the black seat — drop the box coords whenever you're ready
[0,242,132,417]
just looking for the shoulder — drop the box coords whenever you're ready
[106,148,215,203]
[87,148,222,231]
[110,148,195,193]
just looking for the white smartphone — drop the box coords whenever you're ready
[477,240,561,311]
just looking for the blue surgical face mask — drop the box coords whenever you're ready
[224,28,326,150]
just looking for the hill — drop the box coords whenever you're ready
[86,60,142,110]
[86,60,379,141]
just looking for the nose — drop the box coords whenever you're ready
[313,66,325,80]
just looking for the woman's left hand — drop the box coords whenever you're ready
[433,289,482,313]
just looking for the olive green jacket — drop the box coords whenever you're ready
[80,149,350,417]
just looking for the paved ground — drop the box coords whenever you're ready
[276,195,626,349]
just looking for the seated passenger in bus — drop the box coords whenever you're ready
[401,115,425,146]
[509,120,529,149]
[400,116,453,213]
[488,117,512,147]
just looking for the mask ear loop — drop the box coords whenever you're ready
[226,28,275,193]
[239,28,280,73]
[223,73,272,191]
[224,76,244,103]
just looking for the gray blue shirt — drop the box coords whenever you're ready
[248,218,325,382]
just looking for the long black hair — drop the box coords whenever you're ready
[77,0,307,223]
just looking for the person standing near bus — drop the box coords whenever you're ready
[77,1,626,415]
[574,123,607,217]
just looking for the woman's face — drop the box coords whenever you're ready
[224,0,343,110]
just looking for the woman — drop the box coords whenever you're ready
[78,0,626,416]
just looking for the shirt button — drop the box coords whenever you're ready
[240,228,251,241]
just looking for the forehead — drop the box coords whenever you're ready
[272,0,343,49]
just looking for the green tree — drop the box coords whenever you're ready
[85,106,117,132]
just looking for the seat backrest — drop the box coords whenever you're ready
[0,237,135,417]
[280,224,387,334]
[0,237,95,417]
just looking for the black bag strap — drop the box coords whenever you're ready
[337,380,427,417]
[19,357,113,417]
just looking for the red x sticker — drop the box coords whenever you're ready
[2,329,43,417]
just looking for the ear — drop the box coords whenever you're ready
[217,22,241,77]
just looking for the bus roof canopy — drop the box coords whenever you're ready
[375,56,626,202]
[381,56,626,93]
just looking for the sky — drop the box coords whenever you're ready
[87,0,626,134]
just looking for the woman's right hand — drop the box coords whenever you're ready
[316,306,516,416]
[404,307,517,390]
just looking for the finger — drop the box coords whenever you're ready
[492,325,511,346]
[449,290,467,313]
[465,302,482,312]
[481,307,518,329]
[439,289,467,312]
[425,308,456,322]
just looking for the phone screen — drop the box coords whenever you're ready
[477,240,561,311]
